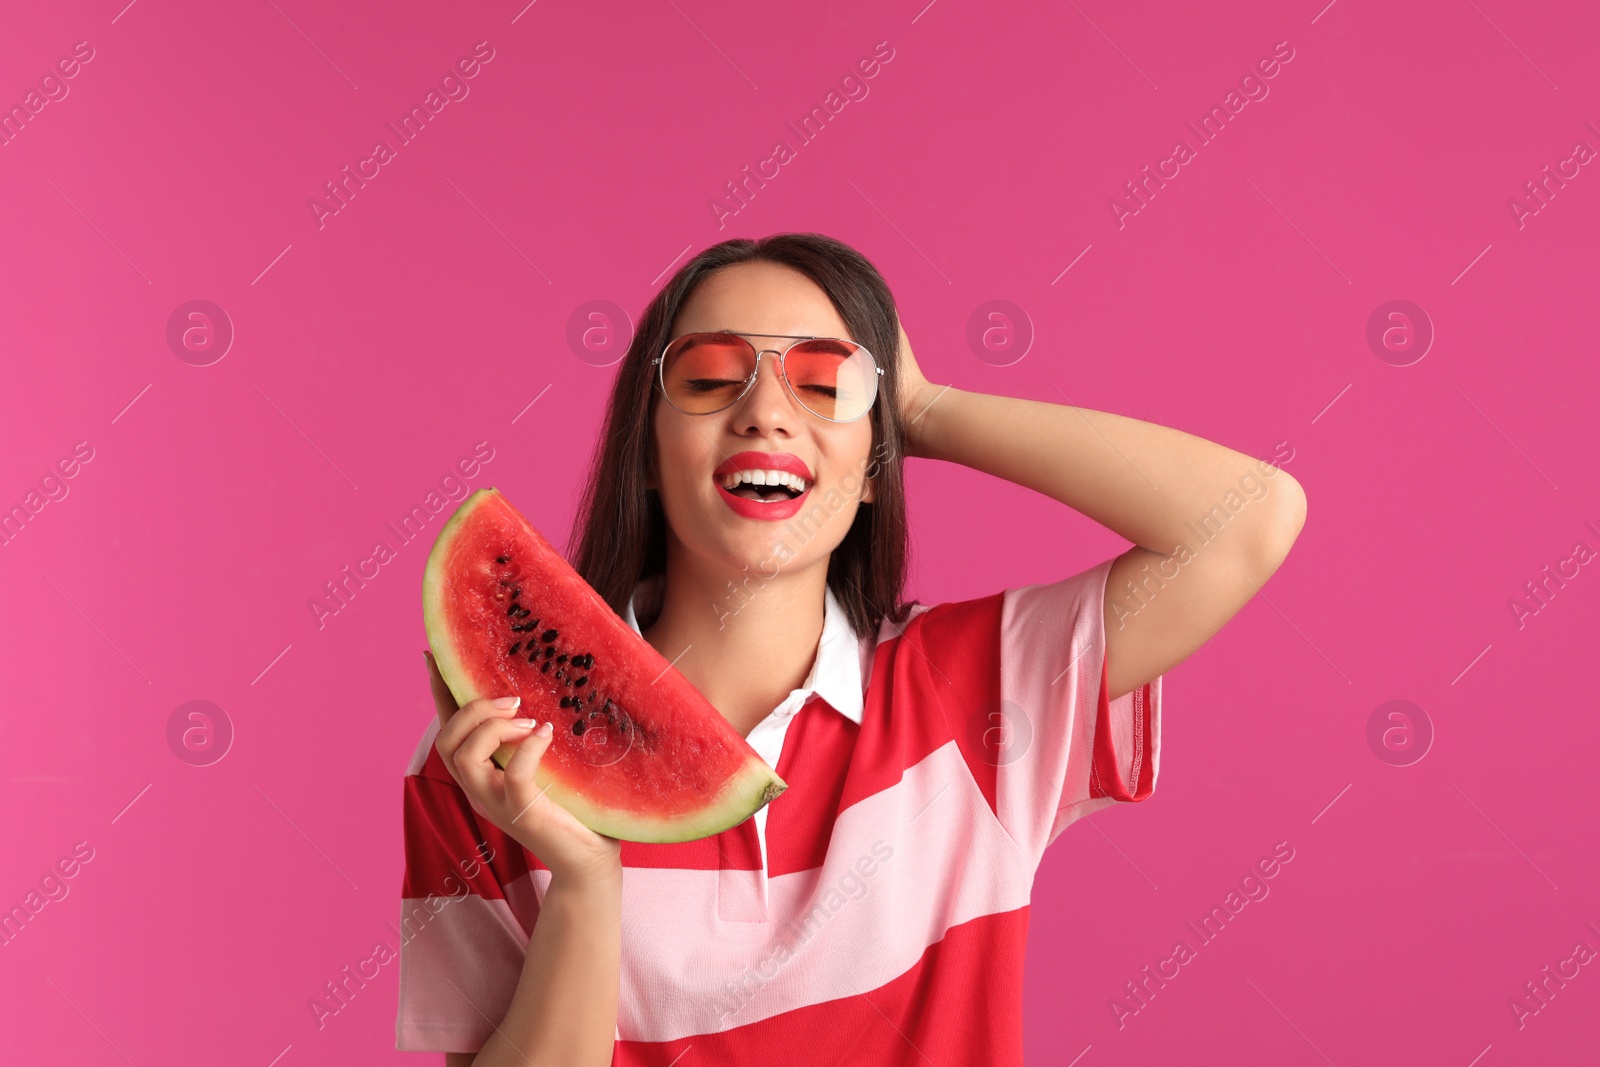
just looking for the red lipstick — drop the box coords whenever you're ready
[713,451,814,521]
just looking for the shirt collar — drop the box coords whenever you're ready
[620,573,865,725]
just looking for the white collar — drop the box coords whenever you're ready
[619,573,865,725]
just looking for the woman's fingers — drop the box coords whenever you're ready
[501,721,556,818]
[434,693,520,801]
[420,669,572,853]
[436,692,517,760]
[452,711,538,799]
[499,726,556,831]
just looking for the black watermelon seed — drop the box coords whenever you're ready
[559,696,573,708]
[528,650,540,663]
[543,647,554,659]
[495,556,509,564]
[573,719,586,735]
[574,698,584,711]
[511,588,520,599]
[555,653,568,664]
[509,643,521,655]
[540,660,551,673]
[572,675,588,688]
[541,628,558,642]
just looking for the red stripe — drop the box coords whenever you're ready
[838,595,1006,823]
[620,836,725,870]
[1130,675,1155,799]
[401,772,530,899]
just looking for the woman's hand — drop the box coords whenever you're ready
[894,318,942,457]
[425,650,623,887]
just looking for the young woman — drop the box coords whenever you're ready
[398,233,1306,1065]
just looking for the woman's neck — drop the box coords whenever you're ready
[639,553,828,738]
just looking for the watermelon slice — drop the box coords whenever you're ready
[421,487,787,844]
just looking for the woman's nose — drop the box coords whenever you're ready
[739,348,799,417]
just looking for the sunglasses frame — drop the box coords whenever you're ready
[652,331,885,424]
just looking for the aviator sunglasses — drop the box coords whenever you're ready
[652,331,884,424]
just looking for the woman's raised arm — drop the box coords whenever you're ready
[895,322,1307,700]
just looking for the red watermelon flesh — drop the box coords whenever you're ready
[421,487,787,844]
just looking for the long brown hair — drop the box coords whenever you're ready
[568,232,915,641]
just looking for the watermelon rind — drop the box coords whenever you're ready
[421,489,499,715]
[421,487,788,844]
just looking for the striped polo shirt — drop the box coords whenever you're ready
[397,556,1162,1062]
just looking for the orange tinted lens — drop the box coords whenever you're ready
[662,334,755,412]
[786,340,876,421]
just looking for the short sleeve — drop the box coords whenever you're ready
[395,717,539,1053]
[994,555,1163,869]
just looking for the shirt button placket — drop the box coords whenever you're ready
[715,700,798,923]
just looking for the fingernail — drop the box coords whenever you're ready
[493,696,521,710]
[537,721,553,737]
[510,718,537,729]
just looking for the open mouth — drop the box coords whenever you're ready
[717,470,811,503]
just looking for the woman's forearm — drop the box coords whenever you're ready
[472,870,623,1067]
[906,381,1306,698]
[908,384,1302,561]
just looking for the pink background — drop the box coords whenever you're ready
[2,0,1597,1063]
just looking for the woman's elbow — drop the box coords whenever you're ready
[1258,472,1307,569]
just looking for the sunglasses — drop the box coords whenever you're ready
[652,331,883,423]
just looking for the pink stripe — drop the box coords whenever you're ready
[521,739,1034,1043]
[395,892,530,1052]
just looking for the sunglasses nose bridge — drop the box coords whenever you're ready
[741,343,791,382]
[742,346,797,407]
[750,346,785,376]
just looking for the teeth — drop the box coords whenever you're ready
[720,469,810,493]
